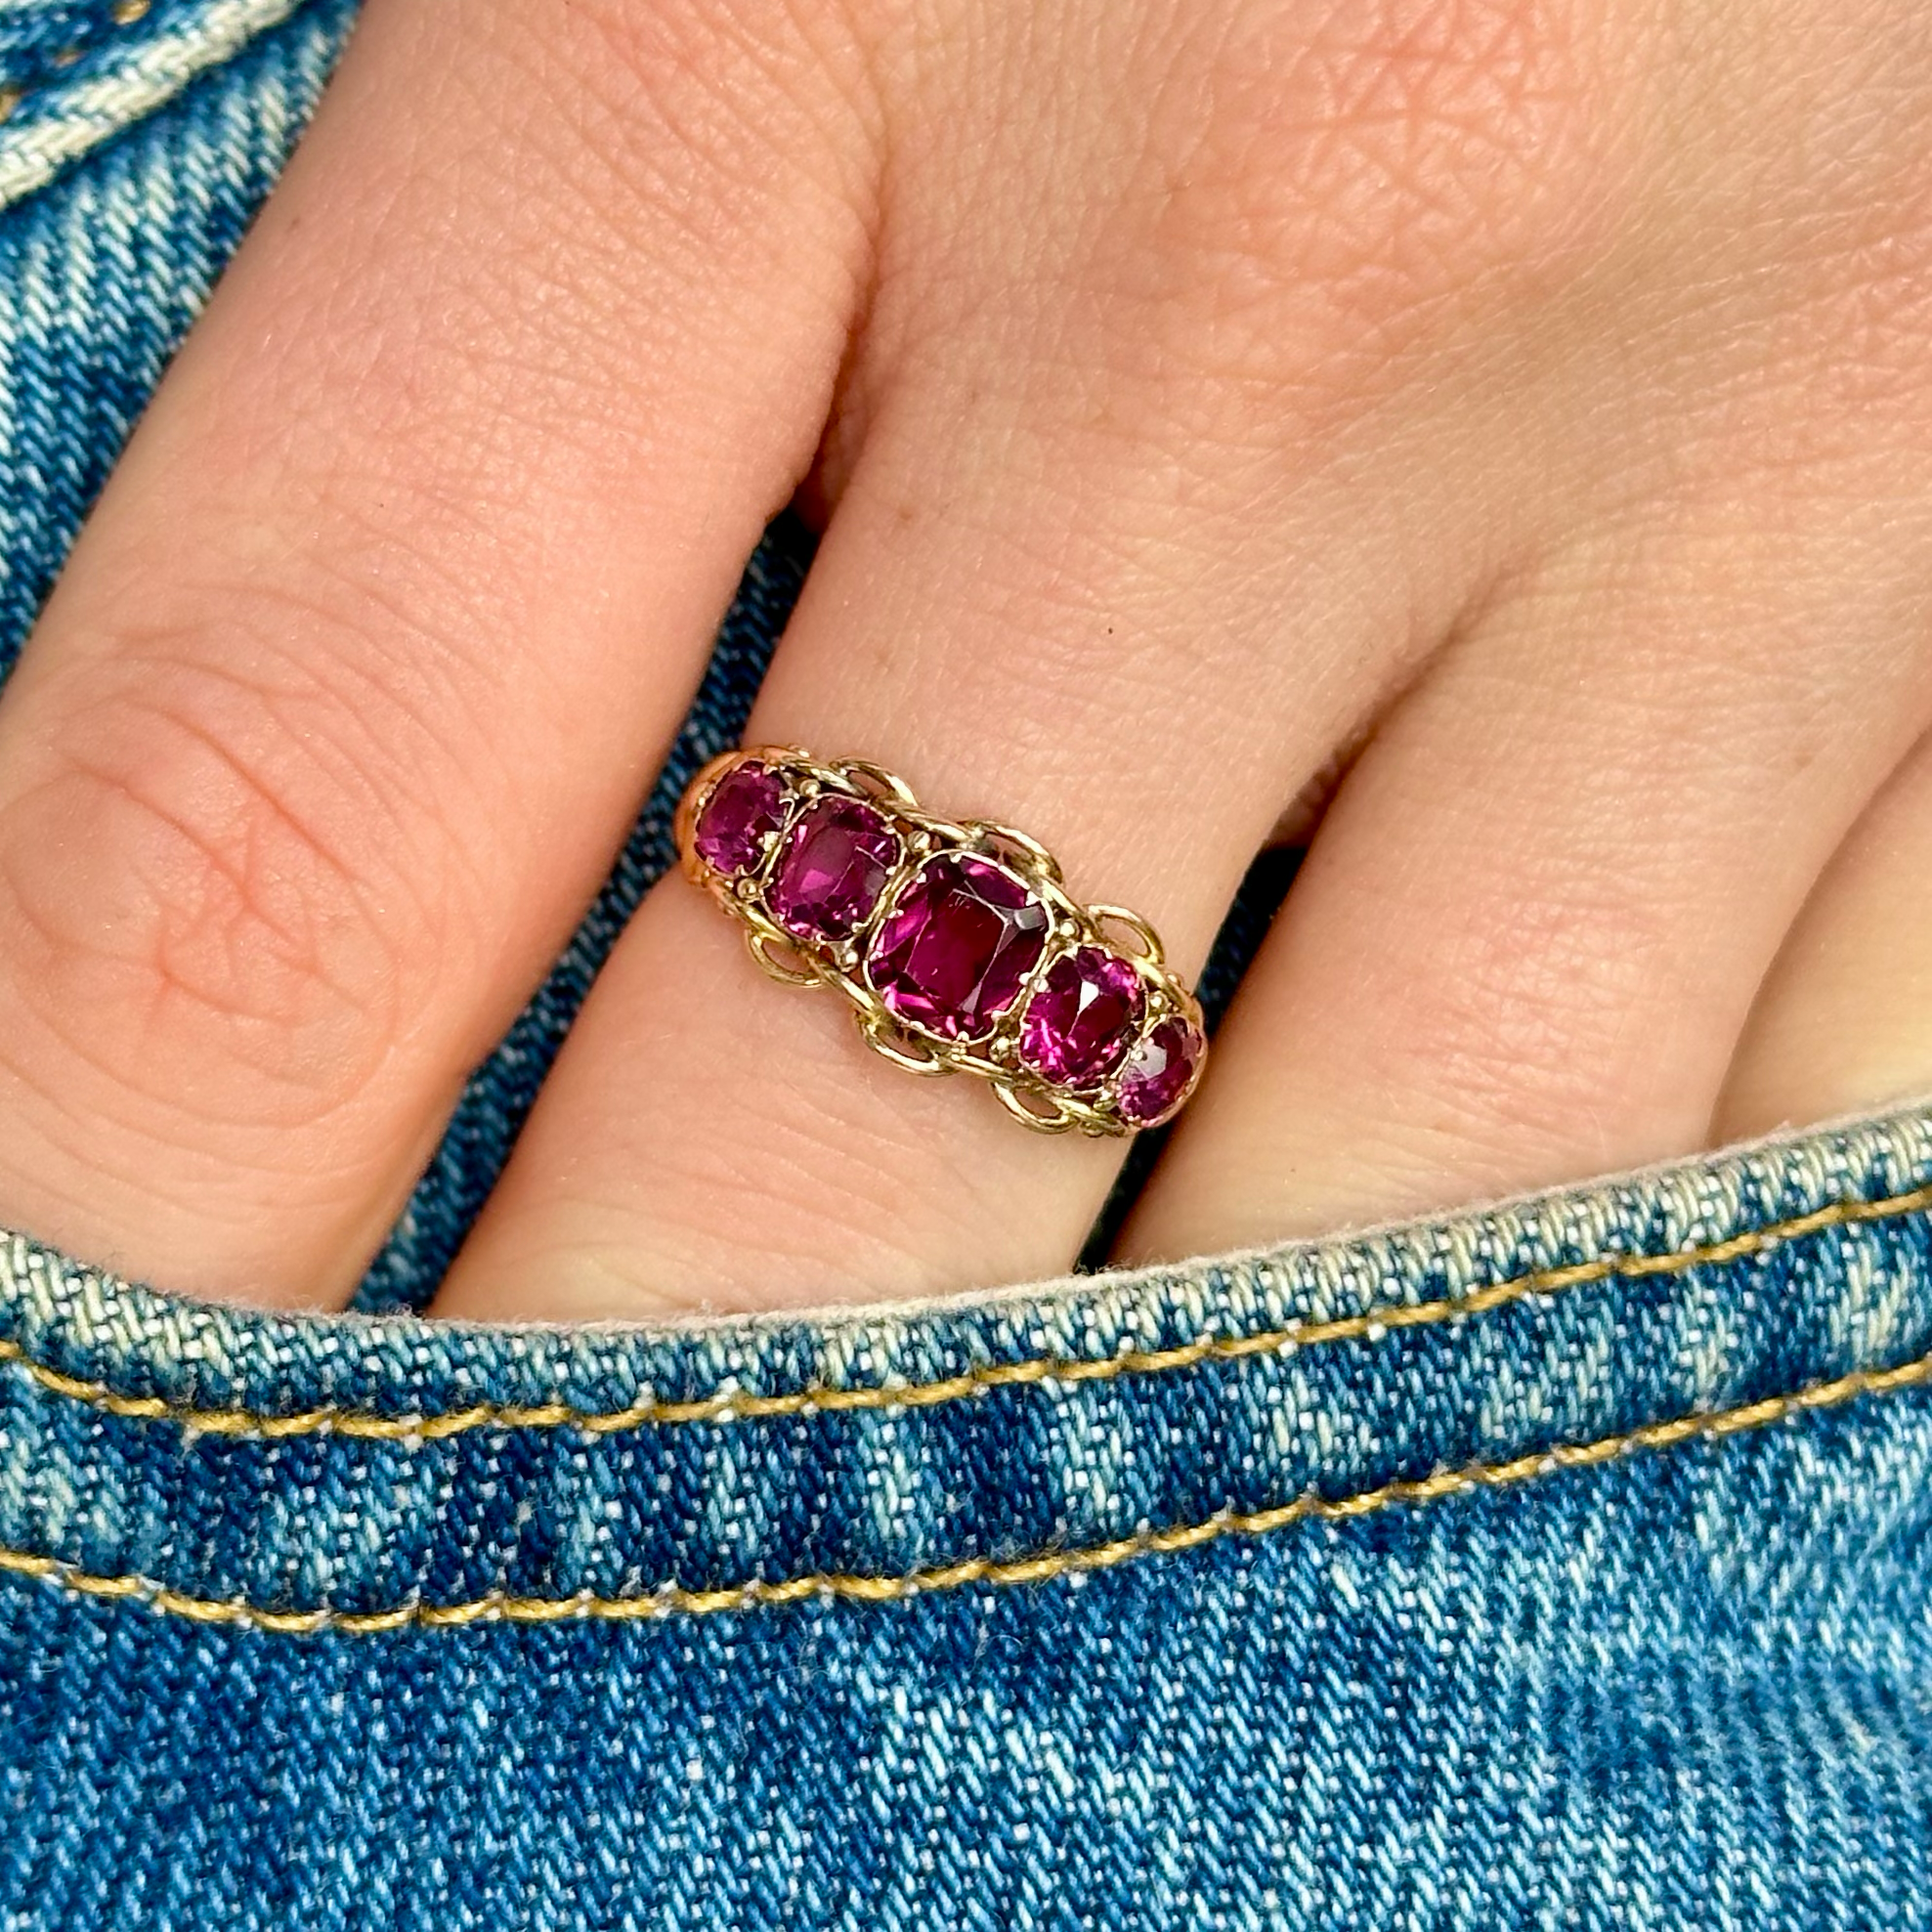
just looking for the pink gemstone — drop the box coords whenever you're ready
[867,854,1050,1041]
[766,795,901,942]
[693,760,786,877]
[1019,946,1145,1087]
[1116,1016,1205,1126]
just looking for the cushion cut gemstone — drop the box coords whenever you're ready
[867,854,1050,1041]
[1115,1015,1205,1126]
[1018,945,1145,1087]
[693,760,787,878]
[765,795,900,942]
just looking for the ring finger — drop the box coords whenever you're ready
[426,312,1495,1318]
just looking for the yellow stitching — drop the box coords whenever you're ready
[2,1345,1927,1634]
[7,1181,1932,1441]
[0,0,155,123]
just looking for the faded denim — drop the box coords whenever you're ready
[2,2,1930,1926]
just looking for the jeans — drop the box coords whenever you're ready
[2,3,1930,1925]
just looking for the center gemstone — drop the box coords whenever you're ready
[866,854,1050,1041]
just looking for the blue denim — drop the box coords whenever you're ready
[2,4,1931,1926]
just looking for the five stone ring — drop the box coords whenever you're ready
[675,749,1208,1135]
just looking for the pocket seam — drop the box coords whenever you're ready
[1,1339,1926,1635]
[0,0,152,115]
[0,0,315,210]
[8,1180,1930,1439]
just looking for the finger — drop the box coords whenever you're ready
[426,364,1490,1319]
[0,0,872,1304]
[424,0,1645,1319]
[1120,507,1932,1261]
[1714,731,1932,1139]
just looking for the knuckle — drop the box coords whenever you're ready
[0,651,429,1132]
[1096,0,1622,393]
[534,0,878,221]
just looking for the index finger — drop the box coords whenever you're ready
[0,0,873,1305]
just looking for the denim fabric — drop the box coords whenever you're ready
[0,1114,1930,1927]
[2,3,1931,1926]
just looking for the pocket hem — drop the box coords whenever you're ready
[0,0,320,209]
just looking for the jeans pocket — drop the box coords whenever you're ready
[0,1108,1929,1926]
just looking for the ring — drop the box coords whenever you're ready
[674,749,1208,1136]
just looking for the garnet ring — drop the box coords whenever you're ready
[674,749,1208,1135]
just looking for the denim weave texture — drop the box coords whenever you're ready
[0,2,1930,1926]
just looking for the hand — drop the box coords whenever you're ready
[0,0,1927,1317]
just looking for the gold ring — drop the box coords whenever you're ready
[675,749,1207,1136]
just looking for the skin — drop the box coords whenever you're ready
[0,0,1927,1318]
